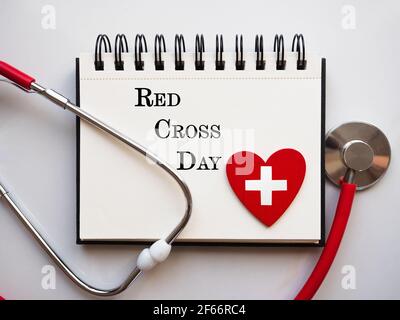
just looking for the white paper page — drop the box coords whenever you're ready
[78,51,323,243]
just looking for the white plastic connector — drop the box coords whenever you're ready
[136,239,172,271]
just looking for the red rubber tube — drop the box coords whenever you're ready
[0,61,35,90]
[295,182,357,300]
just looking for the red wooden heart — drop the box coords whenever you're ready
[226,149,306,227]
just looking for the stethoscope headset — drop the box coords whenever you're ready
[0,61,391,299]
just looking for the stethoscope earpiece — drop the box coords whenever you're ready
[325,122,391,190]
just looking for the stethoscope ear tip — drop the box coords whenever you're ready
[325,121,391,190]
[0,60,35,91]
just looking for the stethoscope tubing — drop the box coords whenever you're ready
[0,61,193,296]
[295,181,357,299]
[0,60,357,299]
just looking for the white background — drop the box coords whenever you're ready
[0,0,399,299]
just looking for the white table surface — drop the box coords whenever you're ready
[0,0,399,299]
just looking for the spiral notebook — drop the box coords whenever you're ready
[76,34,325,246]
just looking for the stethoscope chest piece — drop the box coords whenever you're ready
[325,122,391,190]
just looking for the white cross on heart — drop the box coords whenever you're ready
[245,166,287,206]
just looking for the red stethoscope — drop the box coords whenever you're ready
[0,61,391,299]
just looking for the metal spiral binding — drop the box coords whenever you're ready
[175,35,185,70]
[134,34,147,71]
[215,35,225,70]
[235,35,245,70]
[292,34,306,70]
[195,34,205,70]
[114,34,128,70]
[94,34,111,70]
[93,34,307,72]
[273,34,286,70]
[154,34,166,70]
[255,35,265,70]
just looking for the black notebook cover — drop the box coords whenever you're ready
[75,57,326,247]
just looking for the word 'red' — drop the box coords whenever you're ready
[134,87,181,107]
